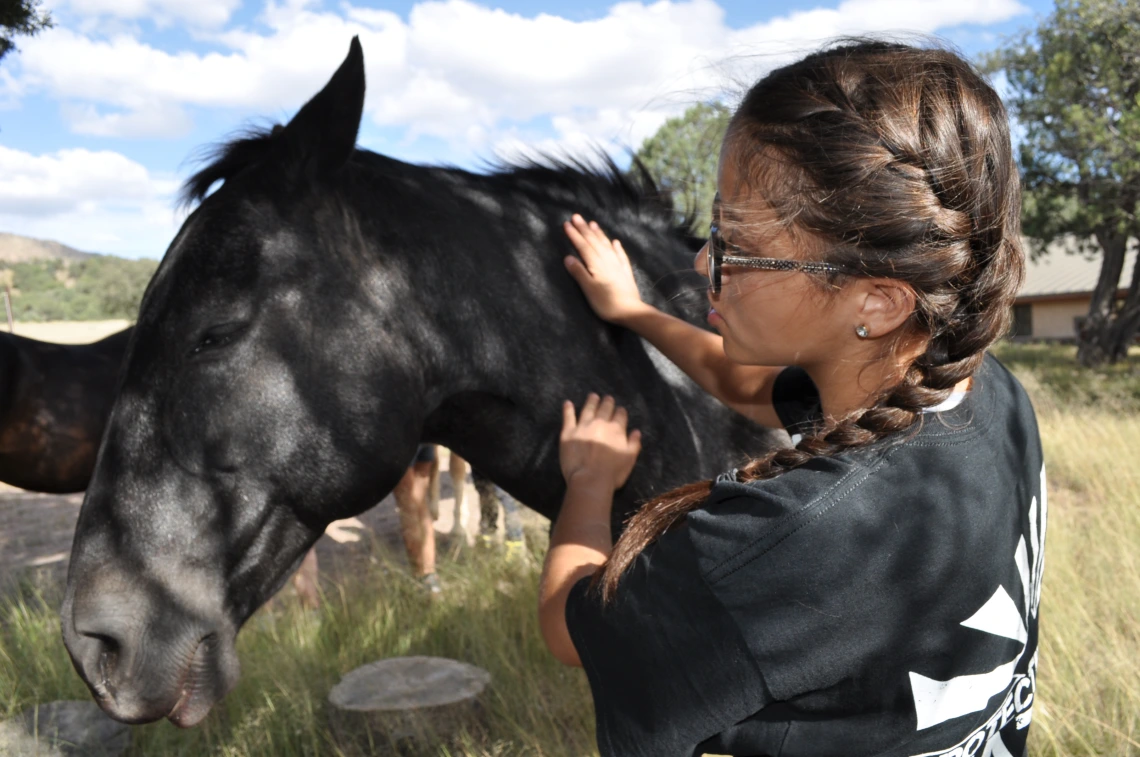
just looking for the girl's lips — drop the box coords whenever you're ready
[707,307,723,326]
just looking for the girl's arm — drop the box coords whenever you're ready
[563,216,785,429]
[539,394,641,667]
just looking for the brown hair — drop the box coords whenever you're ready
[597,40,1025,602]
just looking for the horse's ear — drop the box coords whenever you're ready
[277,36,365,181]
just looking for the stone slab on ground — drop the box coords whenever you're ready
[0,700,129,756]
[328,656,491,753]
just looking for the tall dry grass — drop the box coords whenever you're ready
[1,342,1136,755]
[1007,364,1140,756]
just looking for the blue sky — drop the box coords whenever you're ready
[0,0,1053,259]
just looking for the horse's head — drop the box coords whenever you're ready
[61,38,414,726]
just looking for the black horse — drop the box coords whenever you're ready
[0,328,131,492]
[62,38,784,727]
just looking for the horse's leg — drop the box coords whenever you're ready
[290,548,321,609]
[393,458,440,593]
[447,450,469,543]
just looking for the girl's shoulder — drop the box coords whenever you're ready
[689,351,1042,587]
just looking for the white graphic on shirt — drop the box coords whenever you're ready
[908,463,1047,756]
[909,652,1038,757]
[959,586,1027,644]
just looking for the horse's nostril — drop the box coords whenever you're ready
[82,632,122,697]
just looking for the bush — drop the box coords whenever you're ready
[0,256,159,322]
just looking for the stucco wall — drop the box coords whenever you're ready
[1030,299,1088,339]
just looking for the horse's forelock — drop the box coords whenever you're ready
[178,125,283,209]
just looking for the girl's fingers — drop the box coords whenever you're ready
[563,255,589,285]
[563,221,595,266]
[597,395,615,421]
[560,399,577,440]
[579,392,600,424]
[629,428,642,455]
[613,238,631,268]
[588,223,615,252]
[613,405,628,430]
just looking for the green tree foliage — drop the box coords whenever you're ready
[984,0,1140,366]
[2,256,159,322]
[634,102,731,236]
[0,0,52,64]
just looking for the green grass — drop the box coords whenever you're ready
[992,341,1140,411]
[2,340,1137,755]
[2,539,595,757]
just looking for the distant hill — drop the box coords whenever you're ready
[0,232,96,262]
[0,235,157,322]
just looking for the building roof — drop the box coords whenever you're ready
[1017,236,1137,300]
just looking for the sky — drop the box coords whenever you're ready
[0,0,1054,260]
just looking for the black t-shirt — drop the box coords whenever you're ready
[566,353,1045,757]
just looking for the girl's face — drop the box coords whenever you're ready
[694,144,854,369]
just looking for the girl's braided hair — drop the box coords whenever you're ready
[597,40,1025,602]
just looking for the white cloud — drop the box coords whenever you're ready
[0,146,181,257]
[57,0,242,28]
[13,0,1028,146]
[63,101,193,138]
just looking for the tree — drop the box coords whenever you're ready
[985,0,1140,366]
[0,0,52,64]
[634,102,731,236]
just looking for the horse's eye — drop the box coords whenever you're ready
[191,322,248,356]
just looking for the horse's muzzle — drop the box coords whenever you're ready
[61,582,240,727]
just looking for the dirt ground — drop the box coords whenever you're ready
[0,449,523,598]
[9,320,131,344]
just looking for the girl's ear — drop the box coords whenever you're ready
[852,278,917,339]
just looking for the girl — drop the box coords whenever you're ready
[540,41,1044,757]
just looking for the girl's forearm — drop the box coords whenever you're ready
[538,479,615,667]
[617,304,780,418]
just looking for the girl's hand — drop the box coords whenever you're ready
[563,215,647,325]
[560,393,642,492]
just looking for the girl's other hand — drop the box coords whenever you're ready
[563,215,647,325]
[560,394,642,492]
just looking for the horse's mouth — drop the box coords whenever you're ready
[165,635,218,728]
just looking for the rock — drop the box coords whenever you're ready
[328,656,491,754]
[0,700,129,756]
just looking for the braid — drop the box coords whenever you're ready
[596,40,1024,603]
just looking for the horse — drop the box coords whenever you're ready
[0,327,333,606]
[61,37,785,727]
[0,328,131,493]
[0,326,463,604]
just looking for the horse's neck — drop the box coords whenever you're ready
[341,172,777,521]
[413,247,758,523]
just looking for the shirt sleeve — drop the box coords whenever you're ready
[565,523,771,757]
[771,366,821,436]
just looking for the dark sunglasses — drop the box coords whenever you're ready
[706,194,853,295]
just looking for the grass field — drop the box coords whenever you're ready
[1,341,1137,755]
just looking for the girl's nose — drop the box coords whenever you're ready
[694,242,710,280]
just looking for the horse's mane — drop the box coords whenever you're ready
[179,125,698,236]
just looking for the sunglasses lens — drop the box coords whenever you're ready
[707,230,721,294]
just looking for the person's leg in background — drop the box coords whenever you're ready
[472,469,527,561]
[447,450,469,541]
[393,444,441,594]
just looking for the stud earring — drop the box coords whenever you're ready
[855,324,870,339]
